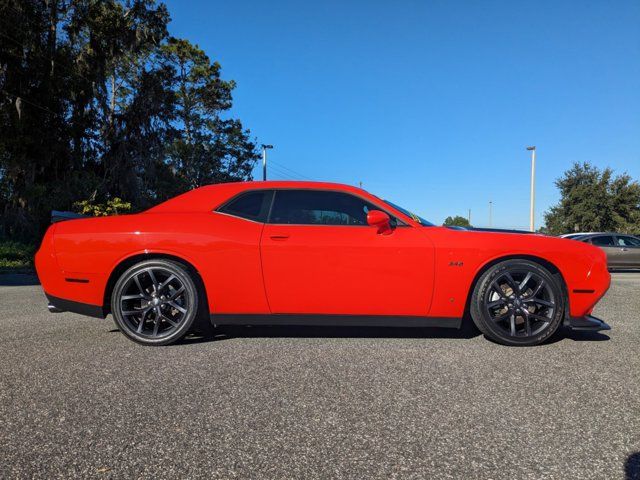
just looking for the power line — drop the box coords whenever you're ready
[269,165,295,181]
[270,163,309,181]
[0,30,97,86]
[2,3,33,19]
[0,16,152,88]
[268,166,297,180]
[269,158,314,181]
[267,172,292,181]
[0,88,58,116]
[269,163,317,182]
[268,163,299,181]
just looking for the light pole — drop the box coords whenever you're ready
[489,201,493,227]
[261,144,273,181]
[527,146,536,231]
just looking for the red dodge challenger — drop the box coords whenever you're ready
[36,181,611,346]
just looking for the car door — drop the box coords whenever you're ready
[588,235,618,267]
[260,189,435,316]
[209,189,274,313]
[614,235,640,268]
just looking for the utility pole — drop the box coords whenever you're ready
[359,181,363,189]
[489,201,493,227]
[468,209,471,225]
[261,144,273,181]
[527,146,536,231]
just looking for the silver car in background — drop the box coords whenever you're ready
[559,232,598,240]
[566,233,640,270]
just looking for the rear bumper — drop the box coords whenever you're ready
[45,293,106,319]
[566,314,611,332]
[36,223,108,308]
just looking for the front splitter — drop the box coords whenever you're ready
[567,314,611,331]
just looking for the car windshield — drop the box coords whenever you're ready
[383,200,434,226]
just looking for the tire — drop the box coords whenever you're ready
[470,259,564,346]
[111,259,200,346]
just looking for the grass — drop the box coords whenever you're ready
[0,240,36,272]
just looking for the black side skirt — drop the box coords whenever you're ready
[45,294,106,319]
[210,314,461,328]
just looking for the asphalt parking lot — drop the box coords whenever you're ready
[1,273,639,479]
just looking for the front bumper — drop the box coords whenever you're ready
[565,314,611,332]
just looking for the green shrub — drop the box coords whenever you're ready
[0,241,36,270]
[74,197,132,217]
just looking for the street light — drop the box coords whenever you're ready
[526,146,536,231]
[261,144,273,181]
[489,200,493,227]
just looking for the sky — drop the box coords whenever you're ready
[164,0,640,229]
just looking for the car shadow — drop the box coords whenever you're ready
[192,319,612,345]
[626,452,640,480]
[0,273,40,286]
[176,318,484,345]
[109,320,610,346]
[546,327,610,344]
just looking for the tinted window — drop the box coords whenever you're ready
[218,190,272,222]
[617,236,640,247]
[269,190,381,225]
[591,235,615,246]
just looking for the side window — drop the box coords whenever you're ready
[217,190,272,222]
[269,190,383,226]
[591,235,615,246]
[617,236,640,247]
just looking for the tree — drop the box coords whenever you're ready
[0,0,259,243]
[542,162,640,235]
[443,215,471,227]
[0,0,75,240]
[161,38,257,200]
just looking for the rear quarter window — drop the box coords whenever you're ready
[217,190,273,222]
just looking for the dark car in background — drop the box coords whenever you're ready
[567,233,640,270]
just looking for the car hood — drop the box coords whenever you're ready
[445,226,535,234]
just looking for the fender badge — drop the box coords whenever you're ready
[449,261,464,267]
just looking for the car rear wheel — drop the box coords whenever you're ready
[111,259,199,346]
[470,259,564,346]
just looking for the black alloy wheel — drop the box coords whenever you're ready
[111,259,199,345]
[470,259,565,346]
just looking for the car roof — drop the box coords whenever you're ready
[575,232,640,241]
[147,181,371,213]
[561,232,601,237]
[144,181,421,224]
[579,232,620,237]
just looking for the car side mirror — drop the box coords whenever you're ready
[367,210,393,235]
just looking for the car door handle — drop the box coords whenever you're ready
[270,235,290,241]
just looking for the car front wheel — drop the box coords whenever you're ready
[111,259,199,346]
[470,259,565,346]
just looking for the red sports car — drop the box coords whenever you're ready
[36,181,611,346]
